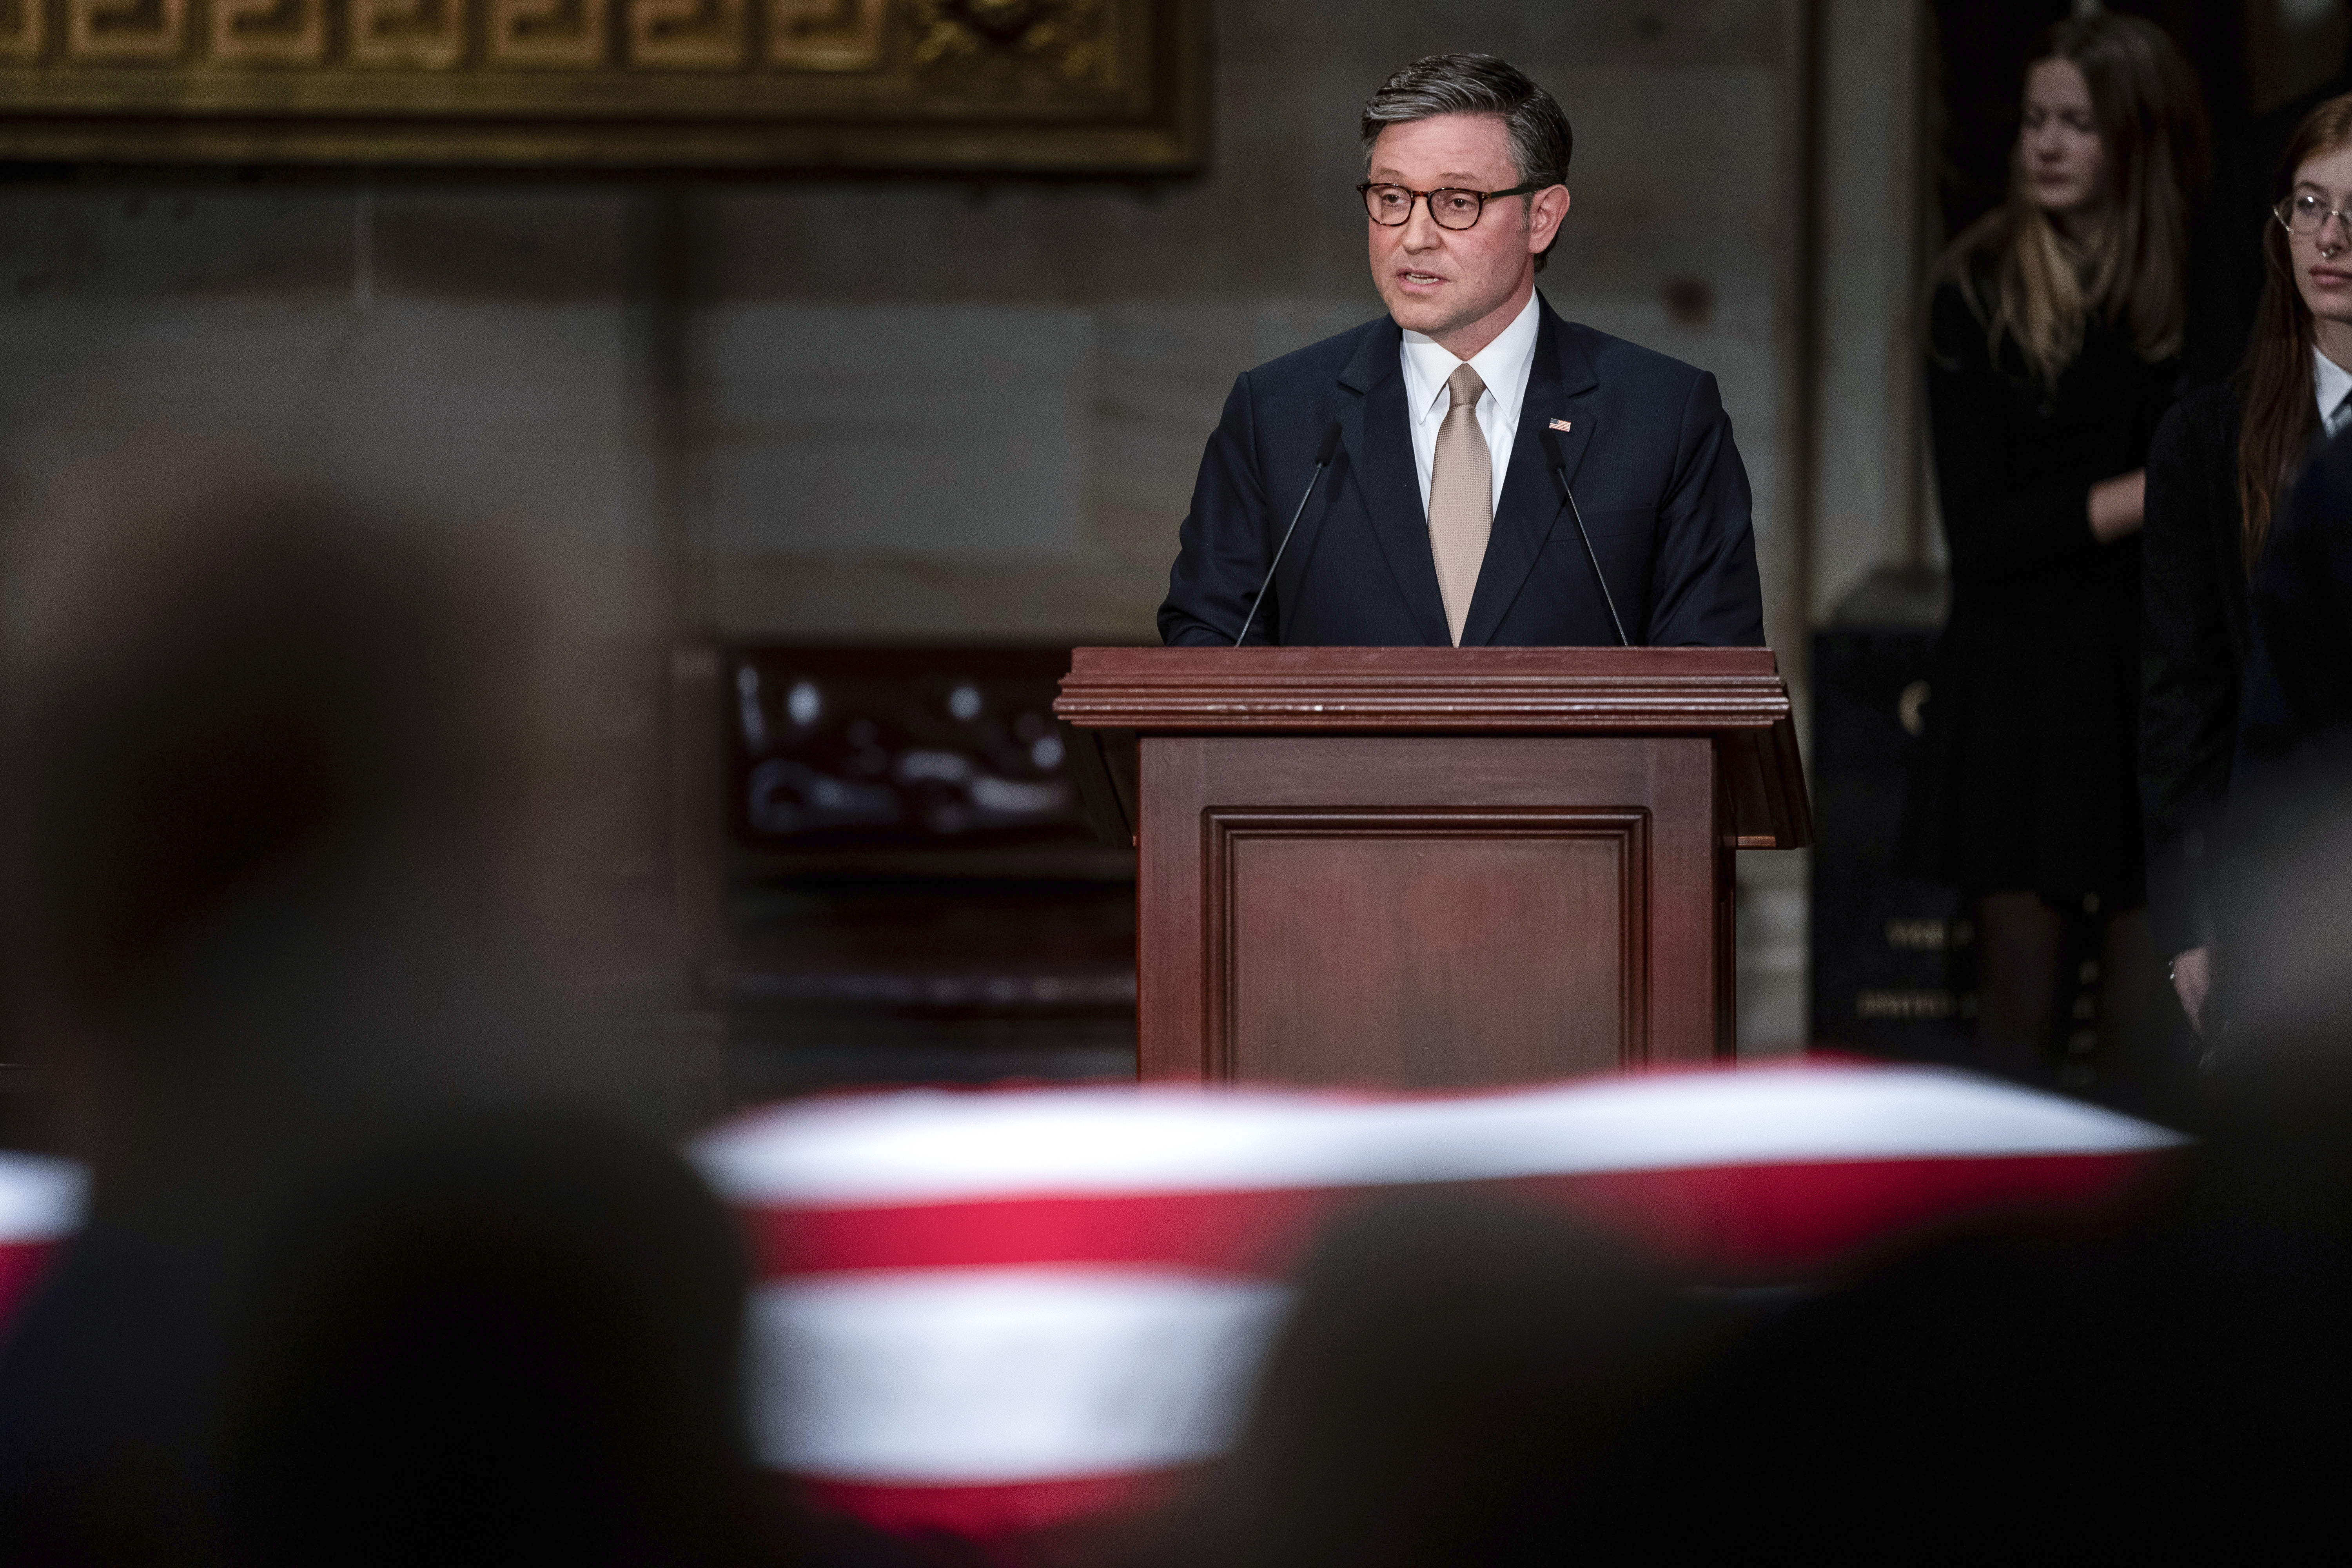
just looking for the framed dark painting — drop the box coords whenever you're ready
[0,0,1204,169]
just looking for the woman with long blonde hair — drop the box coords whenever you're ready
[2143,93,2352,1050]
[1911,12,2207,1098]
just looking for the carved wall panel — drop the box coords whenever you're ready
[0,0,1200,167]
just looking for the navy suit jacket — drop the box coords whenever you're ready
[1158,293,1766,648]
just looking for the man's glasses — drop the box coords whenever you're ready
[2276,191,2352,239]
[1359,181,1549,231]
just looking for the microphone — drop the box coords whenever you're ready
[1234,421,1345,646]
[1539,429,1630,648]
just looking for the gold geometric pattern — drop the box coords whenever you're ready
[911,0,1101,81]
[0,0,1201,168]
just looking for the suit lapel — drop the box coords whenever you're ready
[1338,321,1451,646]
[1461,296,1600,646]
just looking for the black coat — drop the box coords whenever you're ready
[1157,292,1765,649]
[2140,381,2252,962]
[2239,421,2352,757]
[1909,278,2178,902]
[2207,424,2352,1048]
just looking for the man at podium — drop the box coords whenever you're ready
[1159,53,1766,652]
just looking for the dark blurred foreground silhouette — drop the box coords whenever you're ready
[0,494,778,1566]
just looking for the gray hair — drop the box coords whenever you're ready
[1359,53,1573,270]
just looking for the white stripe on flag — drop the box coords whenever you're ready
[754,1267,1290,1483]
[0,1153,86,1242]
[697,1065,2184,1207]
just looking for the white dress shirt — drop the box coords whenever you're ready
[2317,345,2352,440]
[1399,290,1542,519]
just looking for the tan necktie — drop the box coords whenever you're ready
[1428,362,1492,646]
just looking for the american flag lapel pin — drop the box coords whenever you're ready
[1548,418,1573,433]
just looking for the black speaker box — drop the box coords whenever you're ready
[1808,626,1975,1060]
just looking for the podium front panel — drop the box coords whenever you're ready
[1216,812,1644,1085]
[1138,733,1722,1086]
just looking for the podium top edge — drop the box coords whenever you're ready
[1053,646,1796,732]
[1063,646,1784,675]
[1053,646,1811,844]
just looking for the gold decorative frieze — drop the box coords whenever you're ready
[772,0,884,70]
[0,0,1200,168]
[911,0,1097,80]
[69,0,185,59]
[347,0,461,68]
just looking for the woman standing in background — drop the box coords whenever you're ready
[2144,93,2352,1050]
[1912,12,2208,1097]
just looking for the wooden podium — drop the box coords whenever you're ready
[1054,647,1809,1088]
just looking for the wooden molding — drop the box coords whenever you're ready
[1056,646,1793,732]
[1056,647,1812,850]
[1202,807,1650,1083]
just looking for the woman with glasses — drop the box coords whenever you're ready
[1909,13,2207,1099]
[2143,93,2352,1054]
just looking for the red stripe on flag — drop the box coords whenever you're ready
[751,1186,1342,1279]
[749,1151,2176,1283]
[1510,1151,2172,1274]
[0,1239,60,1332]
[798,1468,1189,1539]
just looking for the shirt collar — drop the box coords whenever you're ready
[1400,290,1543,425]
[2316,344,2352,428]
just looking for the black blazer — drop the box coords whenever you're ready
[2216,423,2352,1023]
[1157,293,1765,648]
[2141,381,2252,961]
[2235,420,2352,779]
